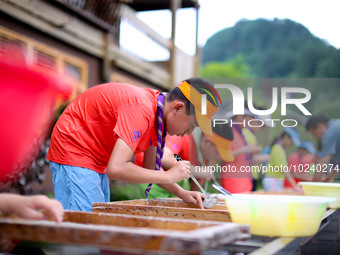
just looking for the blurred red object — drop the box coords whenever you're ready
[0,47,72,184]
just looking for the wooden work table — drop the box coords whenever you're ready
[93,198,340,254]
[0,208,249,254]
[0,198,339,254]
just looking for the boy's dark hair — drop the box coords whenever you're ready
[166,87,191,114]
[305,114,330,131]
[167,78,220,115]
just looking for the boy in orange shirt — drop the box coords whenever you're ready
[47,78,221,211]
[221,112,262,193]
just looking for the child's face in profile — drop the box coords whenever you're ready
[166,105,197,136]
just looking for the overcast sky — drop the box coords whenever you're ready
[121,0,340,60]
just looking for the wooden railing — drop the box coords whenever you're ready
[115,4,196,88]
[119,5,171,52]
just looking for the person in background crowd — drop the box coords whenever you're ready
[221,111,262,193]
[284,141,316,188]
[306,114,340,182]
[262,127,302,192]
[190,118,234,191]
[242,108,273,191]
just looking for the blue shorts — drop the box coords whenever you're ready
[49,161,110,212]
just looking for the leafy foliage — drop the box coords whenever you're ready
[202,18,340,78]
[200,55,251,78]
[110,181,145,201]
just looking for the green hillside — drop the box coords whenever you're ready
[202,18,340,78]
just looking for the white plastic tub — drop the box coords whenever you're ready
[225,194,335,237]
[299,182,340,209]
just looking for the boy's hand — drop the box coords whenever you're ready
[177,190,205,209]
[165,160,191,183]
[9,195,64,222]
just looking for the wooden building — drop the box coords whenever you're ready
[0,0,200,96]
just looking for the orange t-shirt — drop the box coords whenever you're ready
[221,127,252,193]
[134,135,191,167]
[47,83,159,174]
[167,135,191,161]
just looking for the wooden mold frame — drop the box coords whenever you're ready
[93,199,231,222]
[0,211,249,254]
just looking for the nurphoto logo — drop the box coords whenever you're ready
[201,84,312,128]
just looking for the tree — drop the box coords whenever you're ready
[202,18,340,78]
[200,55,250,78]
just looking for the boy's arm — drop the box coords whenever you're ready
[107,138,190,184]
[159,147,177,170]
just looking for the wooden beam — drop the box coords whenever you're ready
[169,0,182,89]
[0,0,105,56]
